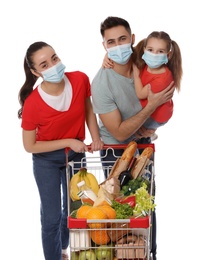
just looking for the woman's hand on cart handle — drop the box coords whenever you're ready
[65,139,89,153]
[64,139,104,154]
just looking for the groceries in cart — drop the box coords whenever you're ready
[68,141,156,260]
[70,167,100,205]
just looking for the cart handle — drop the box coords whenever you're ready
[100,143,155,150]
[65,143,155,154]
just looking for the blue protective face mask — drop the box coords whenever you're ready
[107,43,133,65]
[41,61,66,83]
[142,50,168,69]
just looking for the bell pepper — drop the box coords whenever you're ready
[115,195,136,208]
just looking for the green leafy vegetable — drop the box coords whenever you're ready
[133,183,156,217]
[111,200,133,219]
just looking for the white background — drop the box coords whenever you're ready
[1,0,204,259]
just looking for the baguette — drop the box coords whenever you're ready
[107,141,137,180]
[131,146,153,179]
[121,141,138,162]
[139,146,153,159]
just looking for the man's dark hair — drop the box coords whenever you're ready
[100,16,131,37]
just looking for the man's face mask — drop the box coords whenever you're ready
[106,43,133,65]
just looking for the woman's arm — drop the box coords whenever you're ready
[85,97,104,151]
[22,130,89,154]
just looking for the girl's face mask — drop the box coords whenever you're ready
[142,50,168,69]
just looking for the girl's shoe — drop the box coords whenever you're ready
[151,133,158,142]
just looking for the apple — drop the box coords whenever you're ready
[71,251,79,260]
[96,245,114,260]
[79,249,96,260]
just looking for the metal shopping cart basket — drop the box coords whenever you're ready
[66,143,155,260]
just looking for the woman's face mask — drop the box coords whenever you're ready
[106,43,133,65]
[41,61,66,83]
[142,50,168,69]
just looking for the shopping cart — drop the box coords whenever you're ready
[66,143,155,260]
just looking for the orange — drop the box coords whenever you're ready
[98,205,116,219]
[86,206,108,228]
[90,229,111,245]
[76,204,92,219]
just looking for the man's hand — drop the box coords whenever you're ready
[147,81,175,108]
[135,126,155,139]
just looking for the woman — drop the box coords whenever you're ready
[18,41,103,260]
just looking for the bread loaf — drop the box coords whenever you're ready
[121,141,138,162]
[139,146,153,159]
[106,141,138,181]
[131,146,153,179]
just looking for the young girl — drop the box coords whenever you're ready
[132,31,182,137]
[103,31,182,140]
[18,41,103,260]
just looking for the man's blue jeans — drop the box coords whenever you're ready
[33,149,84,260]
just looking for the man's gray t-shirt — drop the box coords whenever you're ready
[91,68,142,144]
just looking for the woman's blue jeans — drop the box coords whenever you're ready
[32,149,84,260]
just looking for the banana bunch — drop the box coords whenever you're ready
[70,168,99,201]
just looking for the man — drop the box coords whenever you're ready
[91,16,175,260]
[91,16,174,165]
